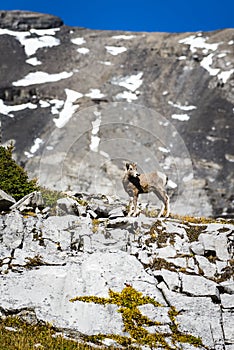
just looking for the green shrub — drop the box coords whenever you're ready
[0,144,38,201]
[40,187,65,208]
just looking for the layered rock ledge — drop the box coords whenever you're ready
[0,194,233,349]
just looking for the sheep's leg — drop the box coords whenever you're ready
[128,197,135,216]
[153,187,170,217]
[128,194,139,216]
[132,194,140,216]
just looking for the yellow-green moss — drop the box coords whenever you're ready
[0,316,99,350]
[185,224,207,242]
[149,257,178,272]
[70,286,205,349]
[146,220,175,247]
[24,255,44,269]
[170,214,233,225]
[92,219,101,233]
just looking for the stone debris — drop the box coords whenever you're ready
[0,194,233,349]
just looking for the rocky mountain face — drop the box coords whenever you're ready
[0,193,233,349]
[0,11,233,217]
[0,13,234,348]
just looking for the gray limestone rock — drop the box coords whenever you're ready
[221,294,234,308]
[181,273,219,298]
[190,241,205,255]
[0,207,233,348]
[199,233,216,252]
[155,269,181,292]
[11,191,44,212]
[108,206,125,219]
[56,197,80,216]
[215,233,230,261]
[0,189,16,211]
[195,255,217,278]
[222,310,234,344]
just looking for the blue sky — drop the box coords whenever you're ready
[1,0,233,32]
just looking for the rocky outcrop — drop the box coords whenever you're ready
[0,11,63,30]
[0,11,233,217]
[0,195,233,349]
[10,191,44,212]
[0,189,15,211]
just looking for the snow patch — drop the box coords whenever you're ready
[77,47,90,54]
[167,180,177,189]
[111,72,143,92]
[158,146,170,153]
[22,36,60,56]
[177,56,186,60]
[168,101,197,111]
[13,71,73,87]
[30,138,43,154]
[53,89,83,128]
[39,100,50,108]
[217,69,234,84]
[217,53,227,58]
[0,28,60,57]
[90,112,102,152]
[71,37,86,45]
[85,89,105,99]
[116,91,138,102]
[26,57,42,66]
[24,138,44,158]
[112,35,136,40]
[105,46,127,55]
[30,28,60,36]
[179,34,232,83]
[0,99,37,117]
[171,114,190,121]
[50,99,64,114]
[179,35,220,54]
[200,54,220,76]
[183,173,193,182]
[99,61,112,66]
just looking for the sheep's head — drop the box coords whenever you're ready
[125,162,140,177]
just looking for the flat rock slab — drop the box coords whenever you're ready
[0,252,163,334]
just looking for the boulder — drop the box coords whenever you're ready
[181,273,219,299]
[0,10,63,30]
[56,197,82,216]
[0,189,16,211]
[10,191,44,212]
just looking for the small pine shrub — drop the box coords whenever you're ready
[40,187,65,208]
[0,144,38,201]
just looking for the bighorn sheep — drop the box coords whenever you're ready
[122,162,170,217]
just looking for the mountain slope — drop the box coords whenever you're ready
[0,11,233,217]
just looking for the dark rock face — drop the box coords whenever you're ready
[0,11,233,217]
[0,11,63,30]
